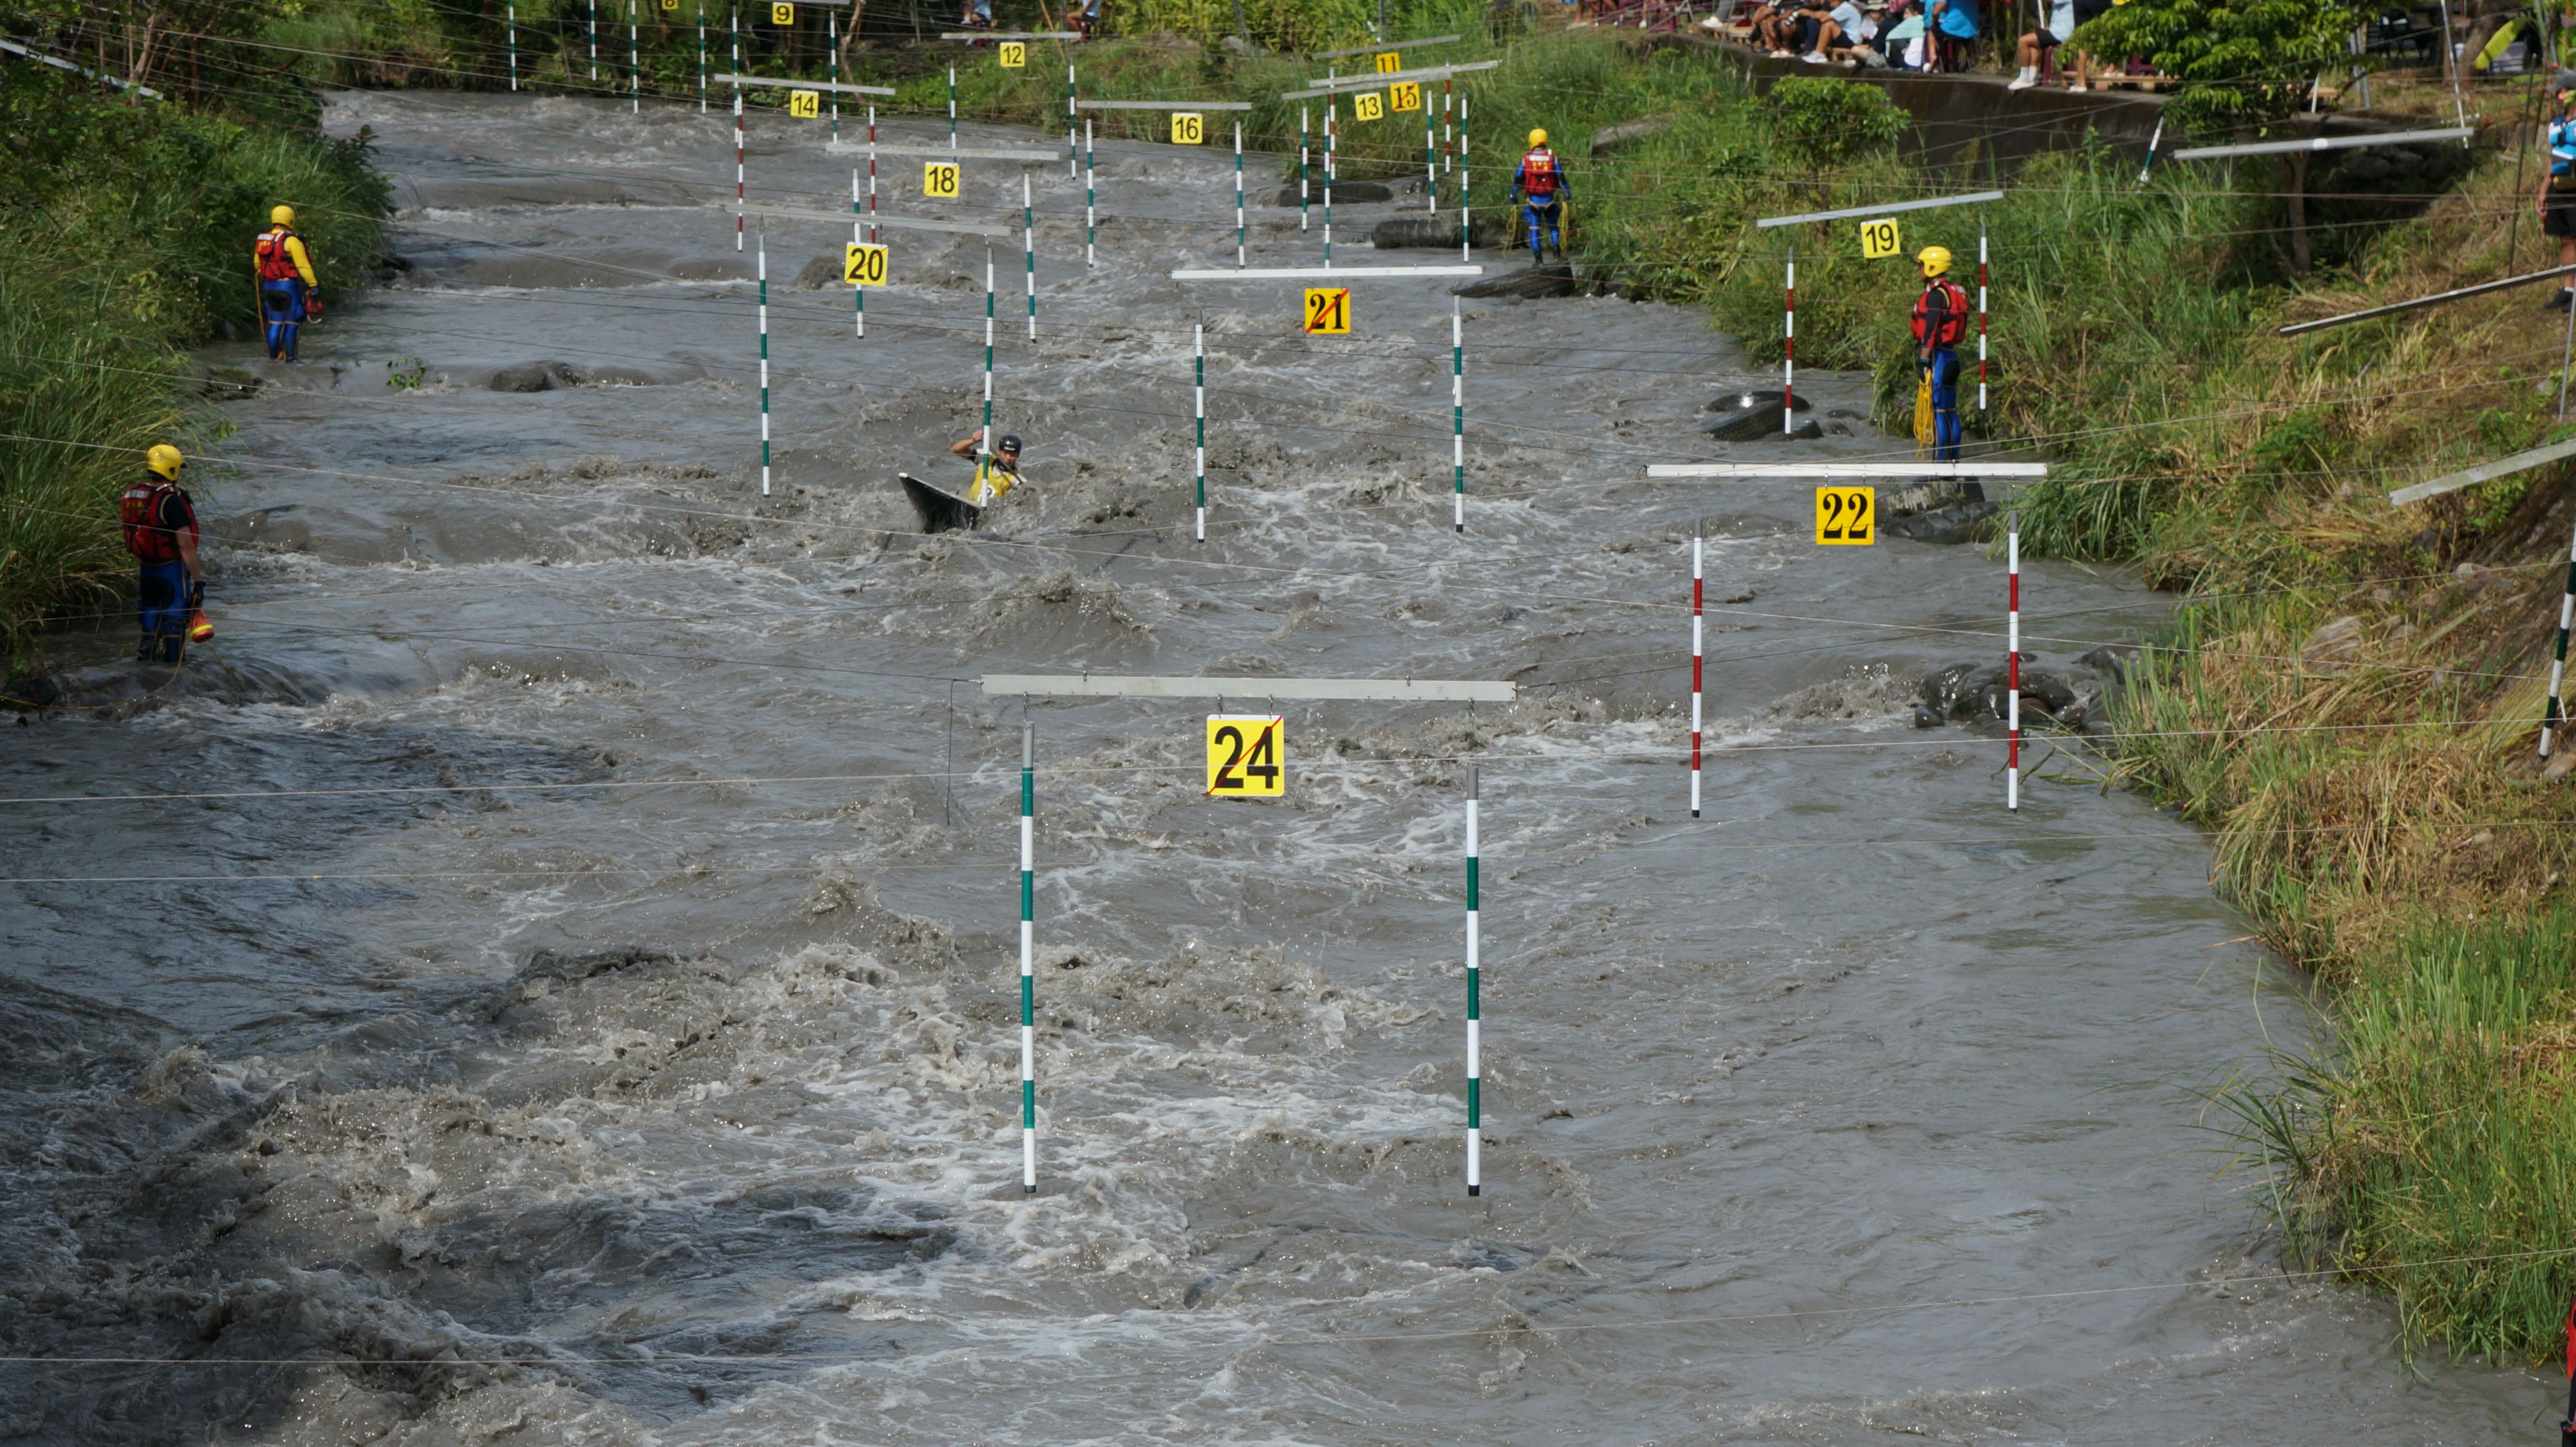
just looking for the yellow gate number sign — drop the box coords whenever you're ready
[1815,486,1875,545]
[1375,50,1401,72]
[661,0,678,10]
[843,242,888,286]
[1389,80,1421,113]
[770,2,792,22]
[999,41,1026,66]
[1351,91,1384,122]
[1303,287,1350,334]
[788,89,820,118]
[1859,217,1902,259]
[1171,112,1205,145]
[922,161,960,198]
[1206,716,1285,797]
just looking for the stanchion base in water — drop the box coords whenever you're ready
[1024,1184,1036,1194]
[1467,1185,1480,1196]
[1691,809,1700,818]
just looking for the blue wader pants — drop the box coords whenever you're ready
[137,560,194,664]
[261,278,307,361]
[1522,199,1562,261]
[1927,347,1962,462]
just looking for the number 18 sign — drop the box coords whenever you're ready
[1205,715,1285,796]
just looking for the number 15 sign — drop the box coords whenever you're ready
[1205,715,1285,796]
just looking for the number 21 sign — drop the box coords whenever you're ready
[1205,716,1285,797]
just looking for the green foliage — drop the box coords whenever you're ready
[0,64,388,655]
[2075,0,2365,136]
[1762,76,1906,164]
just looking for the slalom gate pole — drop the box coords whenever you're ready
[1023,171,1036,341]
[1691,531,1703,818]
[2541,514,2576,759]
[1459,94,1468,261]
[867,103,878,241]
[729,1,738,88]
[1084,119,1096,266]
[2561,245,2576,422]
[1300,106,1311,233]
[983,247,996,452]
[508,3,518,91]
[851,167,864,337]
[828,7,839,138]
[949,64,958,148]
[1019,720,1037,1193]
[590,0,599,80]
[1235,122,1247,268]
[1464,764,1482,1198]
[1067,63,1077,176]
[1325,92,1335,265]
[1977,220,1989,413]
[696,0,704,110]
[1443,77,1453,174]
[733,77,745,250]
[1194,321,1207,542]
[2007,515,2021,811]
[757,222,771,497]
[1783,246,1795,434]
[1423,89,1436,212]
[1451,298,1465,533]
[629,0,638,111]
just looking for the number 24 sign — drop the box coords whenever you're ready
[1206,716,1284,796]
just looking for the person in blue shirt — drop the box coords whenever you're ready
[2546,75,2576,309]
[1928,0,1977,70]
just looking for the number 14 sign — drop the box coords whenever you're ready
[1205,715,1285,796]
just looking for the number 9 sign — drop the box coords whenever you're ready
[1814,486,1875,545]
[1206,716,1285,797]
[1859,216,1903,259]
[770,1,792,22]
[922,161,960,198]
[1171,111,1204,145]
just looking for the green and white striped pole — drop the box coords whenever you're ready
[2542,517,2576,759]
[1235,121,1246,268]
[1018,720,1037,1193]
[1084,119,1096,267]
[1067,62,1078,175]
[1464,763,1482,1197]
[1459,94,1469,262]
[507,3,518,90]
[589,0,599,80]
[696,0,705,110]
[1324,92,1335,266]
[1451,298,1465,532]
[949,64,958,148]
[1300,106,1310,233]
[628,0,639,112]
[757,221,771,496]
[1023,170,1036,341]
[851,166,864,337]
[1193,321,1206,543]
[982,247,996,455]
[828,6,840,138]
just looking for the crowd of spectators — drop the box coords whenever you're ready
[1715,0,2111,78]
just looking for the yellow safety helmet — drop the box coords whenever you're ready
[1918,245,1953,277]
[146,444,185,481]
[1528,128,1547,148]
[270,204,295,226]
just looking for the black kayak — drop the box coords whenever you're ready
[898,472,982,534]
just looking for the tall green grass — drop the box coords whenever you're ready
[0,66,388,659]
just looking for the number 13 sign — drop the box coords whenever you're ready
[1205,716,1285,796]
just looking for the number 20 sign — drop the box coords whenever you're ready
[1206,716,1285,796]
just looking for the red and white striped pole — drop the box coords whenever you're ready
[1977,220,1990,413]
[1691,531,1703,819]
[1783,246,1795,434]
[2006,513,2021,812]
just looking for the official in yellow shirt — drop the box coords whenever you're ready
[254,204,319,362]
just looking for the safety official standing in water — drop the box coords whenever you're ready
[1510,129,1569,266]
[254,204,319,362]
[121,445,211,665]
[1912,245,1970,463]
[949,430,1024,506]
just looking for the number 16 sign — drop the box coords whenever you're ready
[1205,716,1285,796]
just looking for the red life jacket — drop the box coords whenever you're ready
[1912,277,1969,348]
[256,226,303,283]
[120,480,195,563]
[1520,148,1561,199]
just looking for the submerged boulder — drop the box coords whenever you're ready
[488,361,585,393]
[1701,390,1817,441]
[1453,263,1581,300]
[1270,180,1393,206]
[1915,656,2079,726]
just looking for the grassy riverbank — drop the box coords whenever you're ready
[0,63,387,655]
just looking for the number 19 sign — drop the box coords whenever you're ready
[1205,716,1285,796]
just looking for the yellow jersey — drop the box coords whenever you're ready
[965,455,1021,506]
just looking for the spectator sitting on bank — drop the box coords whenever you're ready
[1817,0,1879,61]
[1928,0,1977,70]
[1880,0,1929,68]
[1755,0,1801,56]
[2010,0,2074,86]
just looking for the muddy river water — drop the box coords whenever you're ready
[0,90,2542,1443]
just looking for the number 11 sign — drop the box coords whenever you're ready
[1205,716,1285,796]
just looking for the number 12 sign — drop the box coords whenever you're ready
[1205,716,1285,797]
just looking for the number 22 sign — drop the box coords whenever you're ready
[1814,486,1874,545]
[1206,716,1285,796]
